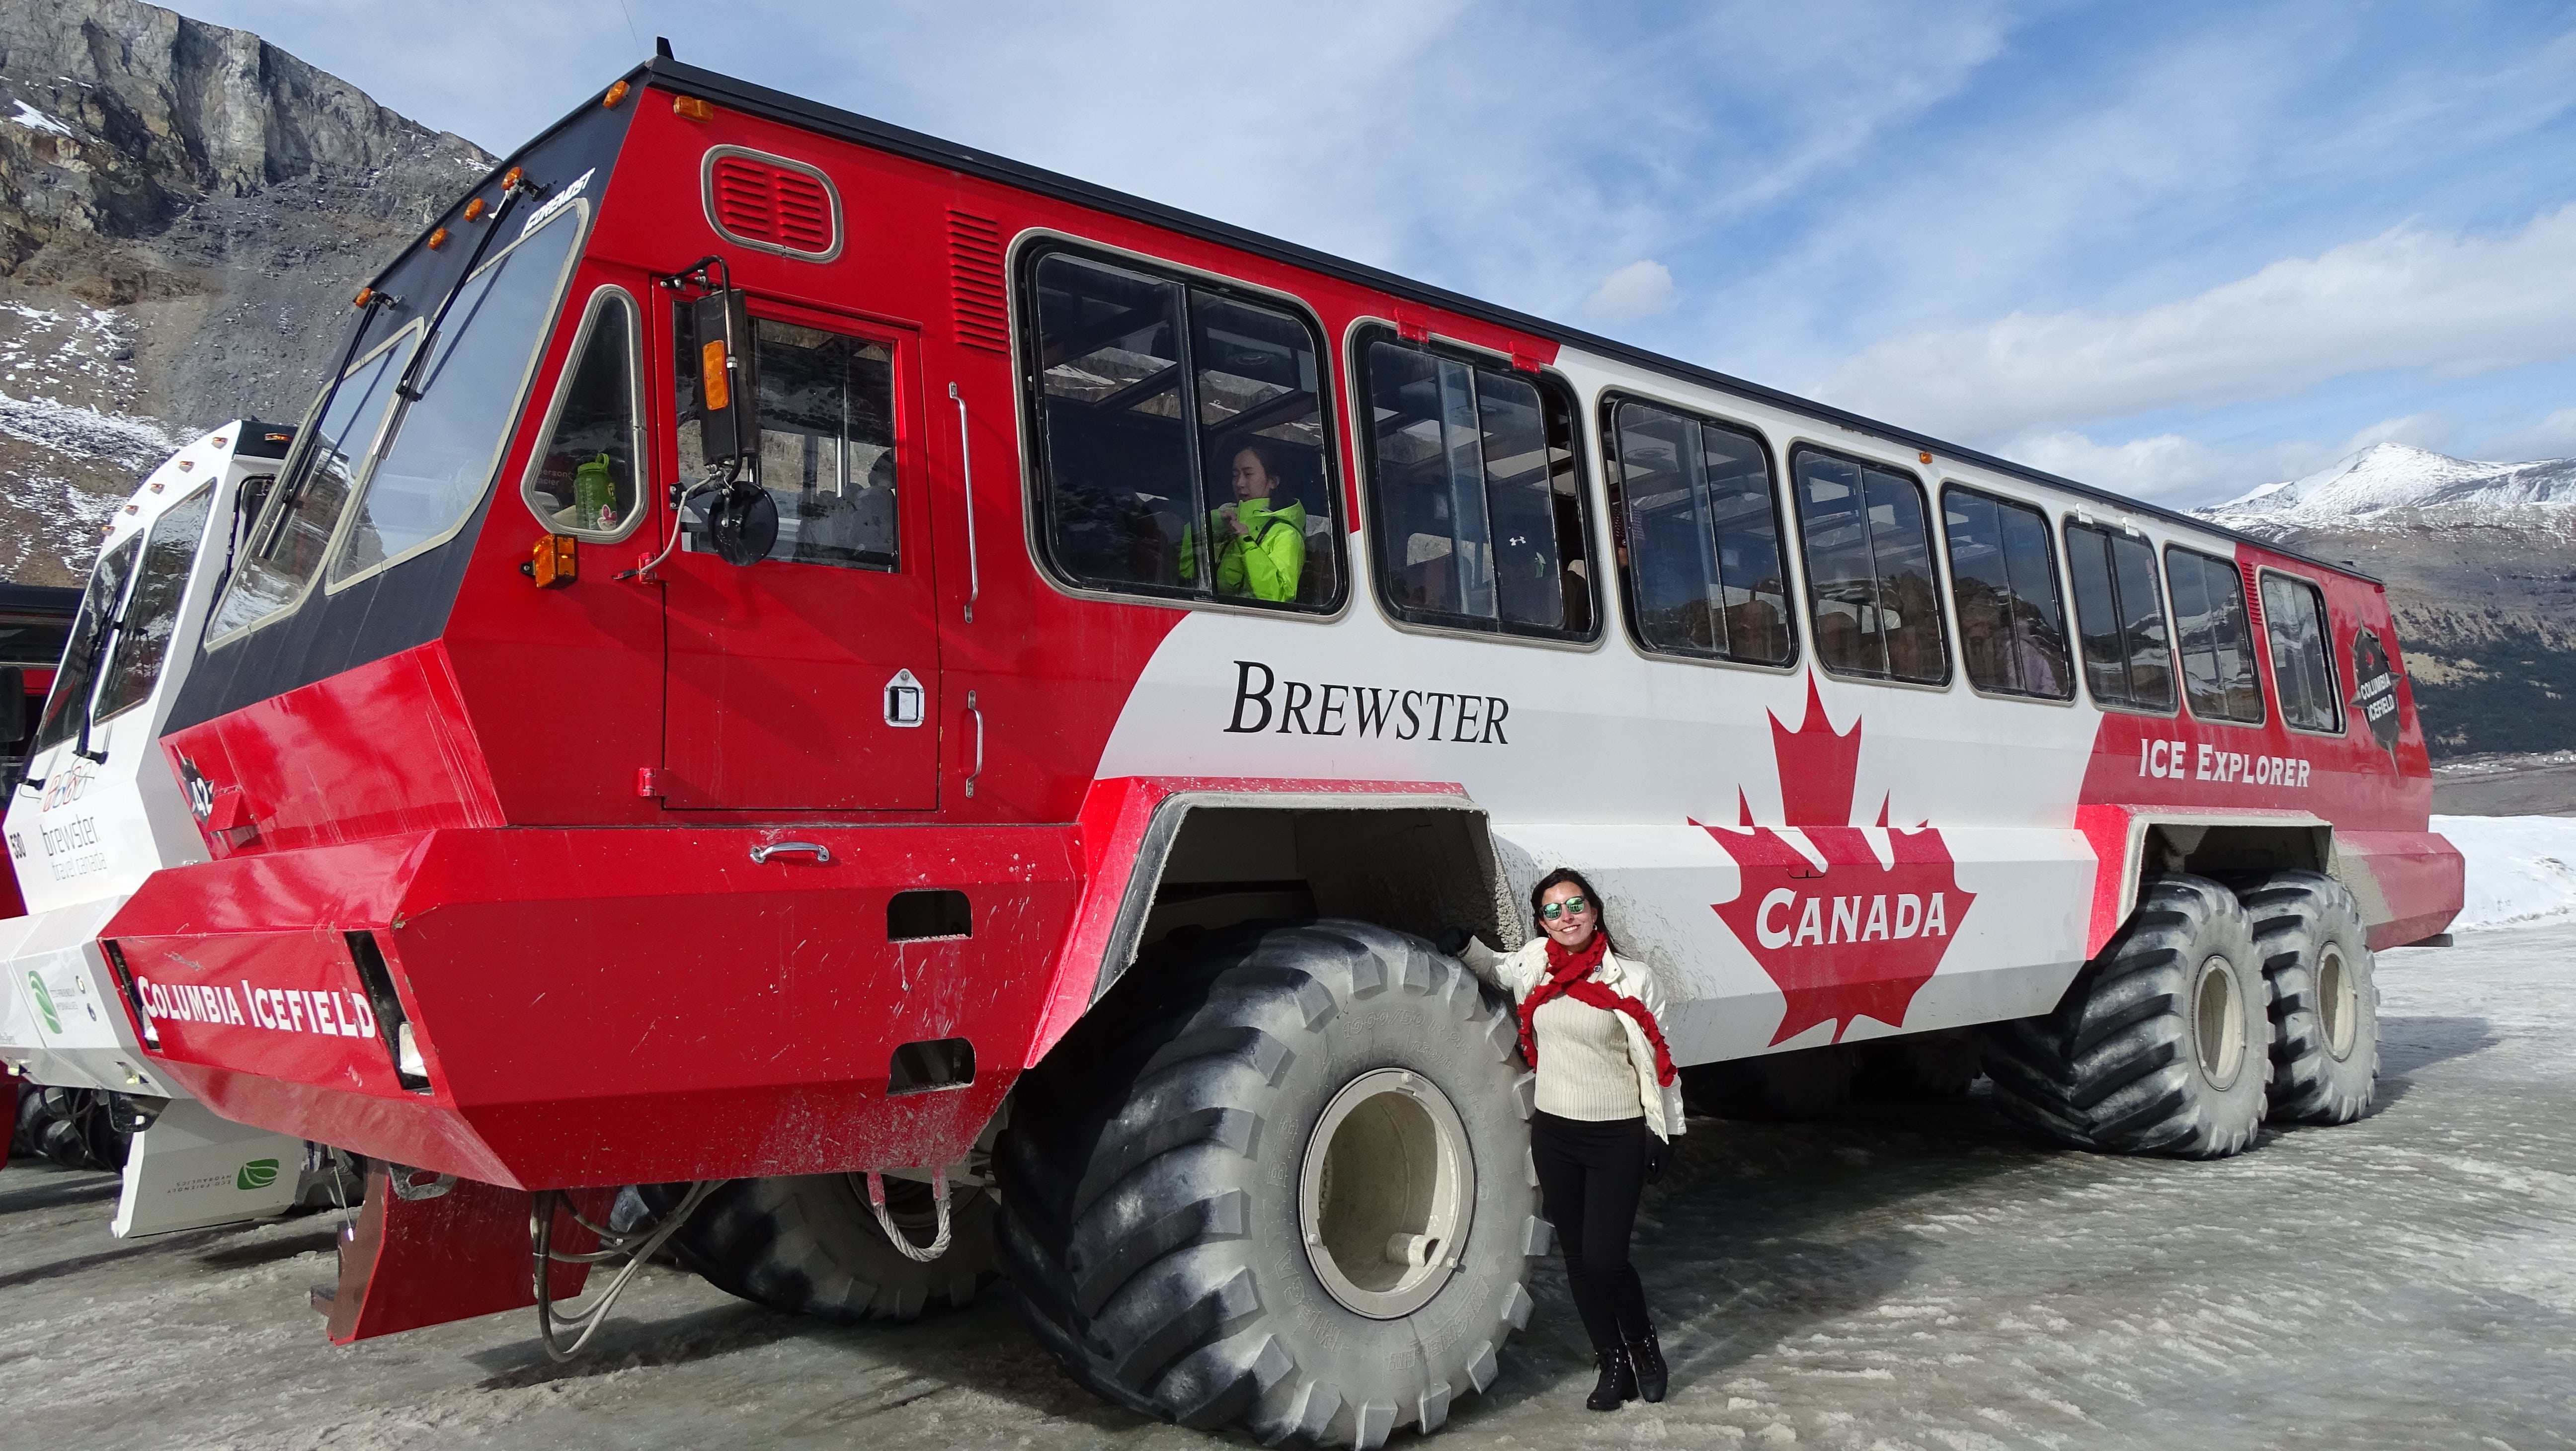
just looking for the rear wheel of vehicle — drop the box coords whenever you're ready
[996,920,1541,1448]
[1984,874,2269,1158]
[2236,870,2379,1124]
[640,1172,998,1322]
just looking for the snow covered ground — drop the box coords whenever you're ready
[2433,813,2576,931]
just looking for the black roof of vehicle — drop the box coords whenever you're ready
[0,583,82,619]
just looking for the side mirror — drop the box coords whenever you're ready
[691,288,758,465]
[706,486,779,566]
[0,666,24,746]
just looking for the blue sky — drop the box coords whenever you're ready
[178,0,2576,504]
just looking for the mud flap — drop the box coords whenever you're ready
[314,1165,612,1343]
[110,1099,305,1237]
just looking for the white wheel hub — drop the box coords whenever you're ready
[1297,1068,1475,1319]
[2194,954,2247,1089]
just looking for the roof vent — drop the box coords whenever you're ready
[949,208,1007,353]
[703,147,840,260]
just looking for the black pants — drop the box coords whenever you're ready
[1530,1111,1651,1352]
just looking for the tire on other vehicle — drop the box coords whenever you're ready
[996,920,1541,1449]
[638,1172,999,1322]
[2234,869,2379,1124]
[1984,874,2269,1158]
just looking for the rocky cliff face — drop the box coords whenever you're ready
[0,0,491,584]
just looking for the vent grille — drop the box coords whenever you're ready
[705,149,839,259]
[949,209,1007,353]
[2242,561,2264,631]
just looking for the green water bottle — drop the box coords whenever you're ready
[573,452,615,531]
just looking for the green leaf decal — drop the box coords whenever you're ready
[27,971,58,1035]
[237,1159,280,1191]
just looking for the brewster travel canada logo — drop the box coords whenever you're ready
[1699,677,1975,1046]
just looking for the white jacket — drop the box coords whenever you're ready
[1469,937,1687,1143]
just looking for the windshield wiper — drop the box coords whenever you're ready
[250,290,396,566]
[396,169,541,403]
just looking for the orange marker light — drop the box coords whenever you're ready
[463,197,486,222]
[700,339,731,411]
[503,166,526,191]
[603,81,630,109]
[1919,450,1933,465]
[353,287,374,307]
[426,227,449,250]
[674,95,714,122]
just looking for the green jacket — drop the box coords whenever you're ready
[1181,497,1306,602]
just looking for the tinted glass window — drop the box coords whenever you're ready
[1362,339,1592,639]
[208,331,416,639]
[525,290,642,540]
[1794,452,1944,683]
[2168,547,2262,723]
[2262,573,2342,732]
[1606,400,1791,664]
[677,310,902,571]
[332,209,581,584]
[1026,252,1337,608]
[93,484,216,724]
[33,536,138,752]
[1943,487,2070,699]
[2065,522,2175,711]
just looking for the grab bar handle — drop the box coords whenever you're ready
[965,691,984,799]
[750,841,833,866]
[951,382,979,623]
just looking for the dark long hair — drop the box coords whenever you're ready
[1530,866,1614,952]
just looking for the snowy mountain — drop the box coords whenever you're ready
[2200,442,2576,534]
[0,0,491,584]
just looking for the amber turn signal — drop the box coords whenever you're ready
[503,165,526,191]
[463,197,486,222]
[426,227,449,250]
[700,339,730,411]
[523,534,578,589]
[673,95,714,122]
[353,287,374,307]
[603,81,630,109]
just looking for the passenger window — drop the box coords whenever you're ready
[524,289,643,540]
[2261,573,2342,732]
[2064,522,2175,711]
[2166,547,2262,723]
[1604,399,1791,664]
[331,209,582,586]
[1024,251,1339,608]
[1942,487,2071,699]
[208,328,418,640]
[1360,337,1592,639]
[1792,451,1944,683]
[674,310,899,571]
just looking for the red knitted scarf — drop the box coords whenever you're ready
[1516,934,1678,1087]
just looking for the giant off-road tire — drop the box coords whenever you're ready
[1984,875,2270,1158]
[2235,870,2379,1124]
[996,920,1543,1448]
[639,1172,999,1322]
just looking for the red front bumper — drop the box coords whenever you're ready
[105,824,1081,1188]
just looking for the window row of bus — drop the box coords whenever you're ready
[1020,245,2349,736]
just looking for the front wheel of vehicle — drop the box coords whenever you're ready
[996,920,1542,1448]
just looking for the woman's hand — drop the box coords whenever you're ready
[1643,1134,1671,1185]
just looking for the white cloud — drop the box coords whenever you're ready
[1999,413,2458,506]
[2478,405,2576,462]
[1816,205,2576,443]
[1585,261,1676,322]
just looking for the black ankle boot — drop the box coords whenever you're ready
[1628,1322,1668,1403]
[1587,1343,1636,1411]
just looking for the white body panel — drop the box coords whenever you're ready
[111,1098,304,1237]
[3,425,262,1091]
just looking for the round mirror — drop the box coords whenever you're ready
[708,484,778,566]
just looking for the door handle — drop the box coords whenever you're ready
[950,382,979,624]
[750,841,834,866]
[965,690,984,799]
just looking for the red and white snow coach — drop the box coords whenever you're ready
[97,56,2457,1444]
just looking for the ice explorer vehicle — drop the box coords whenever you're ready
[100,56,2459,1445]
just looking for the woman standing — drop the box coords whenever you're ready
[1477,869,1684,1410]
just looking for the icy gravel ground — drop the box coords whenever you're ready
[5,928,2574,1451]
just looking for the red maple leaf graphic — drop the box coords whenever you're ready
[1699,676,1976,1045]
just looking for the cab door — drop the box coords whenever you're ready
[660,298,939,810]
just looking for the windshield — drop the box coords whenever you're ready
[205,330,416,640]
[92,483,216,726]
[33,535,140,754]
[0,601,73,669]
[330,208,584,585]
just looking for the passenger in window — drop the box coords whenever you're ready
[1180,438,1306,602]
